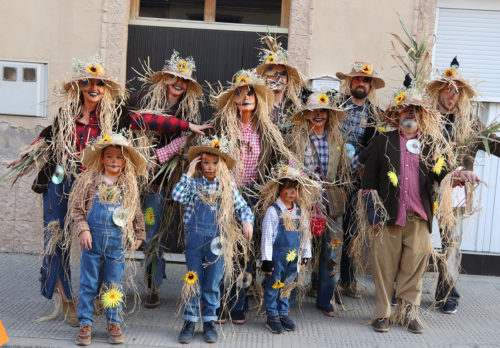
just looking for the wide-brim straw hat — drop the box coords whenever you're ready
[260,164,321,197]
[336,61,385,89]
[291,92,344,123]
[187,146,236,170]
[426,77,475,99]
[216,70,274,111]
[81,133,147,176]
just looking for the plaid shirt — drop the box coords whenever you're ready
[340,99,371,155]
[156,135,188,164]
[172,173,254,224]
[304,131,329,179]
[238,122,261,186]
[129,112,190,133]
[75,110,100,152]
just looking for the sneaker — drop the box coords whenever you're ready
[266,315,284,334]
[339,281,361,299]
[75,325,92,346]
[215,308,226,324]
[372,318,389,333]
[440,300,457,314]
[405,319,424,334]
[279,315,296,331]
[203,321,218,343]
[178,321,196,344]
[230,310,246,325]
[317,303,338,317]
[106,323,125,344]
[145,291,160,309]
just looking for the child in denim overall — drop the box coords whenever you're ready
[71,133,146,346]
[260,165,320,334]
[172,135,253,344]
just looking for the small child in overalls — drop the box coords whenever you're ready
[172,135,253,344]
[260,165,320,334]
[71,133,146,346]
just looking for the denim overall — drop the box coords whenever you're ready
[78,192,126,326]
[264,203,300,317]
[183,199,224,323]
[41,176,74,300]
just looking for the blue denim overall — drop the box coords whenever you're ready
[41,177,74,300]
[78,192,126,326]
[183,199,224,323]
[264,203,300,317]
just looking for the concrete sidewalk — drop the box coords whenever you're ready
[1,252,499,348]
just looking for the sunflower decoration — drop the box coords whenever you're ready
[98,133,112,144]
[236,75,249,84]
[179,270,201,317]
[286,249,297,262]
[433,201,439,215]
[279,165,289,176]
[361,63,373,75]
[318,94,329,105]
[101,285,124,309]
[387,171,398,187]
[211,140,220,149]
[432,157,445,175]
[144,207,155,226]
[184,271,198,285]
[395,91,405,104]
[86,64,102,76]
[164,50,196,75]
[177,60,188,72]
[266,55,276,64]
[272,280,285,289]
[376,126,387,133]
[443,69,456,78]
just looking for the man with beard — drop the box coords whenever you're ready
[362,79,479,333]
[426,57,500,315]
[334,62,385,298]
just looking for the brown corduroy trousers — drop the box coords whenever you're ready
[371,212,431,320]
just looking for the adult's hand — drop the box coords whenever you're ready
[7,157,22,168]
[188,123,213,136]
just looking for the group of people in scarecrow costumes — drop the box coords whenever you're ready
[6,29,500,345]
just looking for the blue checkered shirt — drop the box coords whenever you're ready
[304,131,329,179]
[172,174,254,224]
[341,99,372,155]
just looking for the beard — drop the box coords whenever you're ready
[400,116,418,130]
[351,86,368,99]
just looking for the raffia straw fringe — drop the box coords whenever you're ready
[36,291,62,322]
[43,220,63,258]
[390,299,423,328]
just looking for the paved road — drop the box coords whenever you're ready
[1,252,499,347]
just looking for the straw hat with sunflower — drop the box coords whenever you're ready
[426,57,475,99]
[291,92,344,125]
[187,134,236,170]
[336,61,385,90]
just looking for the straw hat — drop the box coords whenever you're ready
[63,55,123,97]
[291,92,344,124]
[260,163,321,199]
[149,50,202,96]
[336,61,385,89]
[426,57,475,99]
[81,133,147,176]
[255,36,304,87]
[216,69,274,111]
[187,134,236,170]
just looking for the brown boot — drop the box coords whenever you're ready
[107,323,125,344]
[75,325,92,346]
[62,300,80,327]
[145,291,160,309]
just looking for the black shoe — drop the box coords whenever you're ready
[203,321,218,343]
[406,319,424,334]
[372,318,389,333]
[440,300,457,314]
[279,315,296,331]
[178,321,196,344]
[230,310,246,325]
[266,315,284,334]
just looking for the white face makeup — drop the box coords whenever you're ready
[399,106,421,131]
[235,86,256,113]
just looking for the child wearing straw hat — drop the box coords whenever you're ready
[172,135,254,344]
[69,133,147,345]
[259,164,321,334]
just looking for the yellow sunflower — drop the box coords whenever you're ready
[101,286,124,309]
[272,280,285,289]
[318,94,329,105]
[286,249,297,262]
[361,63,373,75]
[211,140,220,149]
[266,55,276,63]
[387,171,398,187]
[98,133,112,144]
[376,126,387,133]
[144,207,155,226]
[432,157,445,175]
[395,91,405,104]
[184,271,198,285]
[433,201,439,215]
[236,75,248,84]
[86,64,102,76]
[444,69,456,78]
[177,60,187,72]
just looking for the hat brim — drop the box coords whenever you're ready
[256,63,303,86]
[63,73,124,98]
[150,70,203,96]
[292,107,344,124]
[81,142,147,176]
[216,82,274,112]
[426,79,475,99]
[187,146,236,170]
[335,72,385,89]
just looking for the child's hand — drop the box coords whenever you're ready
[79,230,92,250]
[242,222,253,241]
[128,239,143,251]
[261,260,274,275]
[187,156,201,178]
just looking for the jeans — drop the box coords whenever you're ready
[78,194,125,325]
[41,178,73,300]
[183,199,224,322]
[340,191,357,284]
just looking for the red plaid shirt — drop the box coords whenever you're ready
[129,112,189,133]
[156,135,188,164]
[238,122,260,186]
[75,110,100,152]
